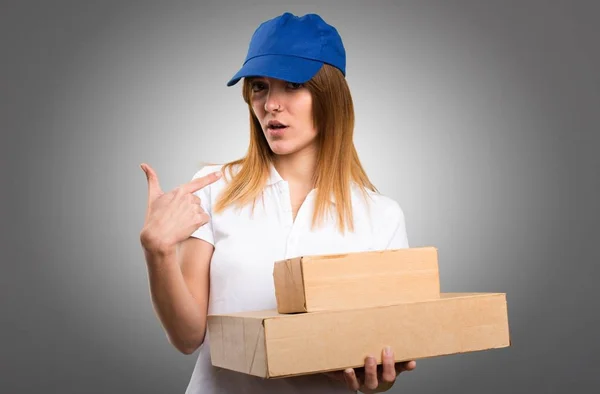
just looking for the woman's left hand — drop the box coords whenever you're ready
[324,347,416,393]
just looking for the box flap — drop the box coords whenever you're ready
[206,315,268,377]
[273,256,307,313]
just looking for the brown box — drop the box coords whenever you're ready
[273,247,441,313]
[207,292,510,379]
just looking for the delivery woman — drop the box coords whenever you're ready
[139,12,416,394]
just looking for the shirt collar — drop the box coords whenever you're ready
[266,163,363,205]
[266,163,284,186]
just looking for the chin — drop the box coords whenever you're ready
[265,134,318,157]
[268,141,298,156]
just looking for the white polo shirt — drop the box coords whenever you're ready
[185,163,409,394]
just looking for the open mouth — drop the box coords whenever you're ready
[267,121,288,130]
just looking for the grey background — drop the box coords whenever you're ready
[2,0,599,393]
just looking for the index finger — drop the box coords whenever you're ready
[183,171,222,194]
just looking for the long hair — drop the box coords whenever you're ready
[213,64,377,233]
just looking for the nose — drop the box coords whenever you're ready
[264,89,283,113]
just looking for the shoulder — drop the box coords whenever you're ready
[354,187,409,249]
[355,187,406,225]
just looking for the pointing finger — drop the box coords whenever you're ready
[183,171,222,194]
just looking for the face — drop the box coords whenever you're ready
[249,77,318,156]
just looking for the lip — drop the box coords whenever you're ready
[266,120,288,129]
[267,127,287,138]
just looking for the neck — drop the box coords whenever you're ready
[272,145,318,188]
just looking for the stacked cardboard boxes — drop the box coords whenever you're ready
[206,246,510,378]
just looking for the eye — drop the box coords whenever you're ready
[251,81,267,92]
[287,82,303,89]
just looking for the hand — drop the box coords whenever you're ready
[324,347,416,393]
[139,163,222,256]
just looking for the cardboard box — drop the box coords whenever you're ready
[273,247,441,313]
[207,292,510,378]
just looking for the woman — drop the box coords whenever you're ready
[139,12,416,393]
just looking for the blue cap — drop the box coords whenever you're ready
[226,12,346,87]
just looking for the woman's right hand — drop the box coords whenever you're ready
[139,163,222,257]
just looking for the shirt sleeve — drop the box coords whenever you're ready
[188,166,218,246]
[373,200,410,250]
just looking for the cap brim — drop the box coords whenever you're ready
[226,54,323,86]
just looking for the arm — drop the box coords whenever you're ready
[144,237,214,355]
[139,162,221,355]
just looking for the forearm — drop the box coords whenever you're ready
[145,249,207,354]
